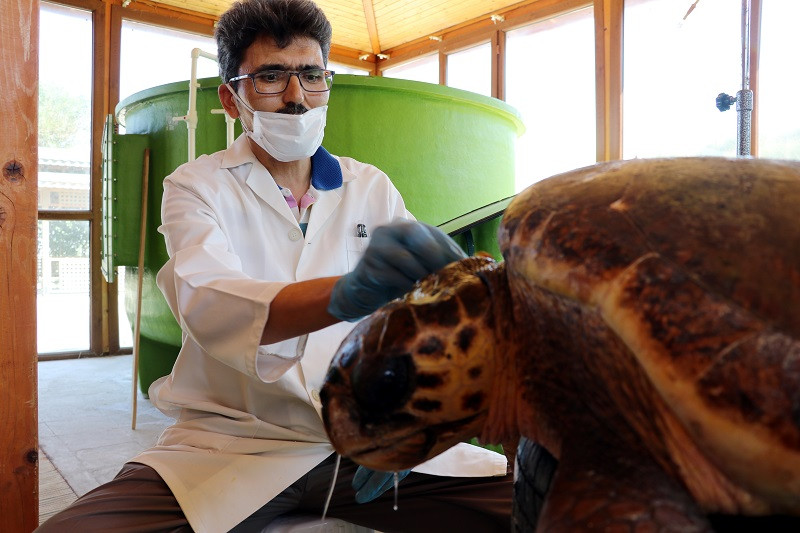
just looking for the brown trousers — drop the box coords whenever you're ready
[37,453,513,533]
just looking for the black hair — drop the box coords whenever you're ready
[215,0,332,84]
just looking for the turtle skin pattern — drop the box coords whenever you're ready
[322,157,800,532]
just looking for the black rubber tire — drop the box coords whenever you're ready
[512,438,558,533]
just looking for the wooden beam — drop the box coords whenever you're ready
[491,30,505,100]
[91,1,111,355]
[105,2,123,354]
[115,0,217,34]
[0,0,39,528]
[594,0,623,161]
[380,0,589,70]
[361,0,381,55]
[52,0,103,10]
[39,210,93,221]
[329,44,375,71]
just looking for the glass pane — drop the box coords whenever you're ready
[328,61,370,76]
[120,20,218,101]
[38,220,90,353]
[39,2,92,211]
[623,0,740,158]
[506,7,596,191]
[757,0,800,159]
[382,54,439,84]
[447,42,491,97]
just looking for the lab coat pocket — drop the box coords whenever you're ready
[346,235,370,271]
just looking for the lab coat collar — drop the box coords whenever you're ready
[221,133,355,186]
[222,134,358,231]
[221,135,350,232]
[220,135,343,187]
[220,133,259,169]
[245,163,298,227]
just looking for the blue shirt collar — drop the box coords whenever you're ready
[310,146,342,191]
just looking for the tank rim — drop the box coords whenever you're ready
[115,73,525,135]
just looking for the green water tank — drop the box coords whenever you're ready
[105,74,523,393]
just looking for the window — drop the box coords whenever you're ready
[38,220,90,353]
[382,53,439,84]
[506,7,596,191]
[328,61,370,76]
[120,20,218,102]
[39,3,92,212]
[447,42,491,97]
[623,0,740,158]
[756,0,800,159]
[38,2,93,354]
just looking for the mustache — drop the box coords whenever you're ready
[276,103,309,115]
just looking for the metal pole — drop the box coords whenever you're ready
[736,0,754,156]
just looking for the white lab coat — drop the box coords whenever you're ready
[133,135,507,533]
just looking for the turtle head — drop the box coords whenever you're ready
[322,255,506,471]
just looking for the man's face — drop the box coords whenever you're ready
[234,35,329,117]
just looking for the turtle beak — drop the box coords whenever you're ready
[321,340,433,470]
[323,394,437,470]
[321,308,442,470]
[322,352,486,472]
[323,379,482,471]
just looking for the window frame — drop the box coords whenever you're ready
[38,0,217,360]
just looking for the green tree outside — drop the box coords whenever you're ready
[39,83,90,149]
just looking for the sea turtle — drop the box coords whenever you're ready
[321,157,800,531]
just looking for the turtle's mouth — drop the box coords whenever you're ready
[341,413,484,471]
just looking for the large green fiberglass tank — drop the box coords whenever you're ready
[104,74,523,393]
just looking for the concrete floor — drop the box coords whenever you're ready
[37,355,375,531]
[38,354,172,496]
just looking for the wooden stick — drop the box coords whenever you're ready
[132,148,150,430]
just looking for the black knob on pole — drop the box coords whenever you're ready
[716,93,736,112]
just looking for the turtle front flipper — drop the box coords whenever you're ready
[538,436,712,533]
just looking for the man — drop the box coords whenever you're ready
[38,0,513,531]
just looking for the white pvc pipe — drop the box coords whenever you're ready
[740,0,751,92]
[186,48,220,161]
[226,114,235,147]
[210,109,236,147]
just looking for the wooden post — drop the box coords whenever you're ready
[0,0,40,529]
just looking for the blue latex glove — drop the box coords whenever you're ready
[352,466,411,504]
[328,220,466,322]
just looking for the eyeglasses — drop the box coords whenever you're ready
[228,69,335,95]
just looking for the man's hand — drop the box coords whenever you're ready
[352,466,411,504]
[328,220,466,322]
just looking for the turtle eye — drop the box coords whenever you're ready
[352,352,415,418]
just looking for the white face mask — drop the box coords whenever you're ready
[226,84,327,162]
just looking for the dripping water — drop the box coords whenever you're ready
[393,471,399,511]
[321,454,341,521]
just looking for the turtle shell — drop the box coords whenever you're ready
[499,156,800,511]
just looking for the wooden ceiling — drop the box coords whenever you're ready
[148,0,539,57]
